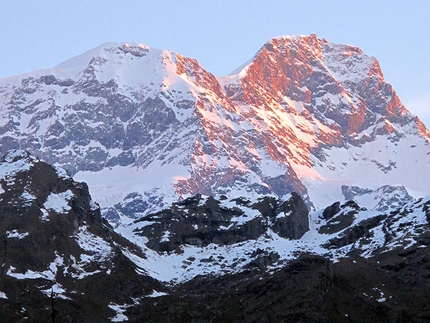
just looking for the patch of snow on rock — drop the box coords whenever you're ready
[6,230,29,239]
[108,302,129,322]
[44,190,73,213]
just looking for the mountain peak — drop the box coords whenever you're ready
[268,33,327,46]
[0,150,39,178]
[55,42,154,70]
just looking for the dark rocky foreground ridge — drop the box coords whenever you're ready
[0,151,164,322]
[1,150,430,322]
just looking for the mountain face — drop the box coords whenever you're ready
[1,35,430,321]
[0,34,428,219]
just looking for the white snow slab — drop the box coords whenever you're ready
[44,190,73,213]
[108,303,129,322]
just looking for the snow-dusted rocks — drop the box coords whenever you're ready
[128,193,309,253]
[0,150,163,322]
[1,149,430,321]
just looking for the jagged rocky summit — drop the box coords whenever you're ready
[0,34,428,221]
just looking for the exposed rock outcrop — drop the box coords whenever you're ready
[132,193,309,252]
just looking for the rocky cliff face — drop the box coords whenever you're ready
[133,248,430,323]
[130,193,309,253]
[223,35,415,145]
[220,35,430,206]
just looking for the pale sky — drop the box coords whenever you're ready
[1,1,429,126]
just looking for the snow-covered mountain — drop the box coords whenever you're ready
[1,29,430,316]
[0,34,428,222]
[2,34,430,321]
